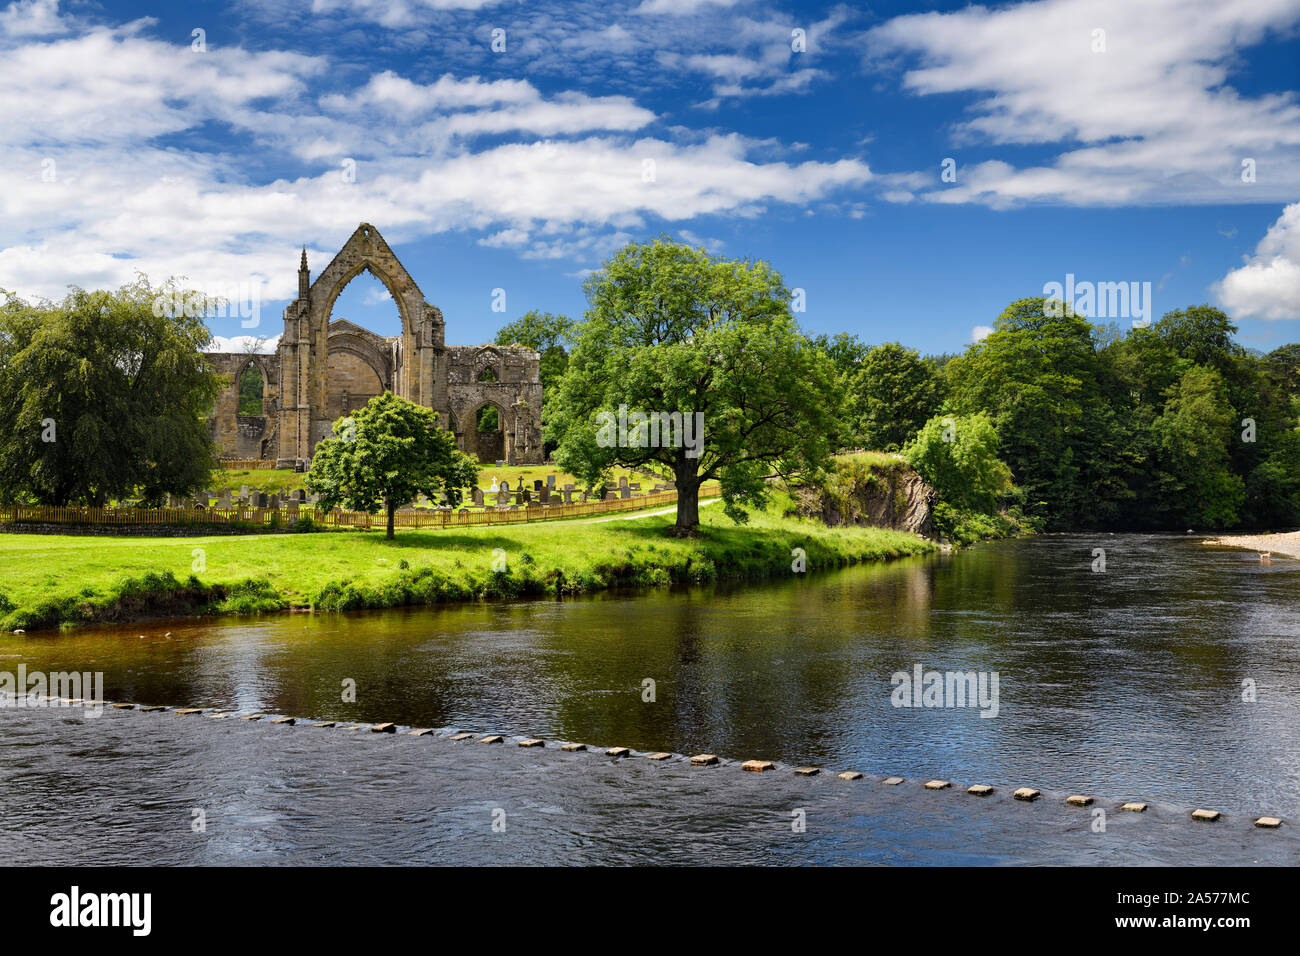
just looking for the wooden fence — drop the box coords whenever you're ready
[217,459,278,470]
[0,482,721,532]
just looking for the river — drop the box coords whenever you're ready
[1,534,1296,864]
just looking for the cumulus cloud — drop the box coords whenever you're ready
[205,334,281,354]
[972,325,993,342]
[867,0,1300,206]
[0,9,872,302]
[1213,202,1300,320]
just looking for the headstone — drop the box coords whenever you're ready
[286,499,299,517]
[564,483,574,491]
[605,491,618,502]
[619,475,629,489]
[539,487,550,505]
[472,487,484,507]
[629,482,641,492]
[497,480,511,507]
[267,493,280,510]
[562,488,574,504]
[218,490,232,508]
[256,492,268,508]
[620,487,631,499]
[240,485,249,498]
[546,474,556,488]
[294,489,307,502]
[533,479,544,492]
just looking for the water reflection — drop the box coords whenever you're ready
[2,535,1296,815]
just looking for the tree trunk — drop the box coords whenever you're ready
[673,459,701,536]
[386,499,395,539]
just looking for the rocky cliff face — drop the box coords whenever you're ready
[790,459,937,537]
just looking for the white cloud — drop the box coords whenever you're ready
[868,0,1300,206]
[1213,202,1300,320]
[972,325,993,342]
[635,0,742,14]
[205,334,281,354]
[0,0,68,37]
[0,11,872,302]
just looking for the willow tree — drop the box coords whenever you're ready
[0,278,220,505]
[545,238,840,535]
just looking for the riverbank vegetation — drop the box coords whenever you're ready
[0,503,935,632]
[826,302,1300,532]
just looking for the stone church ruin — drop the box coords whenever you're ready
[206,223,543,467]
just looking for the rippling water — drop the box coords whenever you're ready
[1,534,1296,864]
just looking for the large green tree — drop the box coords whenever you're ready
[1150,365,1244,528]
[546,238,841,535]
[0,278,221,505]
[945,297,1127,528]
[306,392,478,538]
[494,310,575,395]
[849,342,944,451]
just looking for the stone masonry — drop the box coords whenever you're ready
[205,223,543,466]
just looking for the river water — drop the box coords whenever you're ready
[1,534,1296,864]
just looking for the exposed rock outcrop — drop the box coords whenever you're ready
[790,457,937,537]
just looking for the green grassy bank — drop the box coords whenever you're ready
[0,502,935,633]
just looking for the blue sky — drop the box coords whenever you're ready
[2,0,1298,355]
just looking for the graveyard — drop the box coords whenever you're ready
[197,464,662,516]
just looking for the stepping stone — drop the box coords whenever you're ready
[313,721,337,728]
[883,776,905,786]
[112,703,136,710]
[560,743,587,752]
[690,754,718,766]
[1255,817,1282,828]
[340,725,364,730]
[479,735,504,744]
[205,711,234,719]
[139,705,167,712]
[175,708,203,715]
[967,784,995,796]
[605,747,630,758]
[240,714,265,721]
[794,767,821,777]
[646,752,673,761]
[1014,787,1040,801]
[270,716,296,725]
[407,728,434,736]
[518,738,544,748]
[837,771,863,780]
[924,780,951,790]
[81,701,107,706]
[448,732,475,741]
[1192,808,1220,822]
[371,722,396,733]
[1066,795,1094,807]
[1121,802,1148,812]
[742,760,774,772]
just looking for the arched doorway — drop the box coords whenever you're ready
[470,402,505,463]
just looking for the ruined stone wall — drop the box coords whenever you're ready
[445,345,543,465]
[207,352,280,461]
[205,224,544,467]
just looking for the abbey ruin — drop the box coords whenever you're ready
[205,224,544,467]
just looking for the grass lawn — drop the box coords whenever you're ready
[0,499,935,632]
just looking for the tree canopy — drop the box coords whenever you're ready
[0,278,221,505]
[546,238,840,534]
[306,392,478,538]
